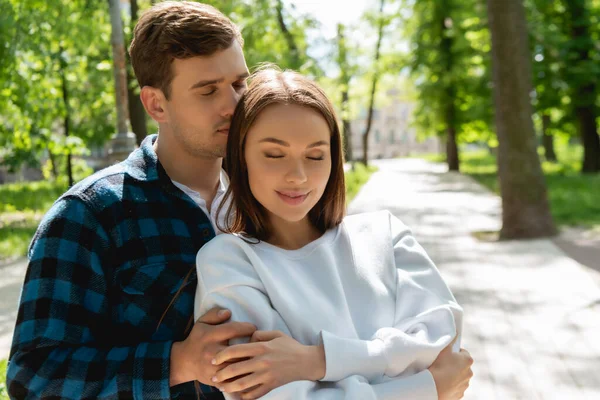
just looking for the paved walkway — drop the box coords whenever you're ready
[0,257,27,360]
[349,158,600,400]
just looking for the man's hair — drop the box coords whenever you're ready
[218,67,347,240]
[129,1,243,99]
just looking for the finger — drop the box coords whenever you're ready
[459,349,474,366]
[214,343,266,365]
[219,372,265,393]
[210,321,257,342]
[241,384,272,400]
[250,330,285,343]
[197,307,231,325]
[213,358,265,383]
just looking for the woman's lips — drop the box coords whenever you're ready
[276,191,309,205]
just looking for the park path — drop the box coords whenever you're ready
[0,257,27,360]
[349,158,600,400]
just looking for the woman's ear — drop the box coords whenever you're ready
[140,86,169,123]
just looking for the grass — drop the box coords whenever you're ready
[423,144,600,229]
[0,358,7,400]
[0,181,67,262]
[345,163,378,202]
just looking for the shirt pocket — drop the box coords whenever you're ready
[115,261,197,341]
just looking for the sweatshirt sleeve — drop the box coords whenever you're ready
[194,235,293,341]
[320,211,463,383]
[195,234,439,400]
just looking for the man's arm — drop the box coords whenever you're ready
[7,197,172,399]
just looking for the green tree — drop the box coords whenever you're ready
[335,23,357,162]
[407,0,492,171]
[1,0,116,184]
[561,0,600,173]
[361,0,386,166]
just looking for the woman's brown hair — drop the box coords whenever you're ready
[218,67,346,240]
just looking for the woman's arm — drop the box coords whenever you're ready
[319,211,463,383]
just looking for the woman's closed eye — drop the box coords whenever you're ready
[265,153,284,159]
[264,154,325,161]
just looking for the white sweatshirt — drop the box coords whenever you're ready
[194,210,463,400]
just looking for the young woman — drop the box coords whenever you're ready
[194,68,472,400]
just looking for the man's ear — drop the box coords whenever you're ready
[140,86,169,123]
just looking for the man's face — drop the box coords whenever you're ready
[164,41,248,159]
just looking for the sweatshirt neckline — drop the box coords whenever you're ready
[252,223,341,259]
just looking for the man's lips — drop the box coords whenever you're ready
[216,126,230,134]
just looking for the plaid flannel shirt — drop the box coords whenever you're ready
[7,135,224,399]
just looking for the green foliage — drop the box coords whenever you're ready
[1,0,117,176]
[405,0,493,145]
[197,0,321,75]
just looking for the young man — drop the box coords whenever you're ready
[6,2,472,399]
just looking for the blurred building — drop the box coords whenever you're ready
[349,88,441,160]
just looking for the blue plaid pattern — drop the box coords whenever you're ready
[7,135,224,399]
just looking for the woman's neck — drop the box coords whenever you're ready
[266,216,323,250]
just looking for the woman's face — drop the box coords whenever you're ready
[244,103,332,228]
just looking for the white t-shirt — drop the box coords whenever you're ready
[194,210,463,400]
[172,170,231,235]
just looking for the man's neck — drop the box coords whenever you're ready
[153,132,222,205]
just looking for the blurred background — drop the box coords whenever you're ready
[1,0,599,398]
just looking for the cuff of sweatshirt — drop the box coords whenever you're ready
[372,369,438,400]
[132,340,172,400]
[319,330,387,382]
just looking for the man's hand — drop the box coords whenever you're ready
[210,330,325,400]
[169,307,257,387]
[428,337,474,400]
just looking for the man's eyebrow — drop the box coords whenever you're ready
[259,138,330,148]
[190,72,250,90]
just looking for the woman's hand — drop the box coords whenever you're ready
[211,330,326,400]
[428,337,474,400]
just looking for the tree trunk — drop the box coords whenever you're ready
[47,145,58,179]
[446,125,459,171]
[487,0,556,239]
[361,0,385,166]
[576,104,600,172]
[59,46,74,187]
[541,113,557,162]
[342,90,353,161]
[336,24,353,162]
[564,0,600,173]
[439,1,459,171]
[275,0,301,70]
[127,0,147,145]
[109,0,130,135]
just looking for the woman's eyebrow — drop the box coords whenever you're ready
[258,138,330,148]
